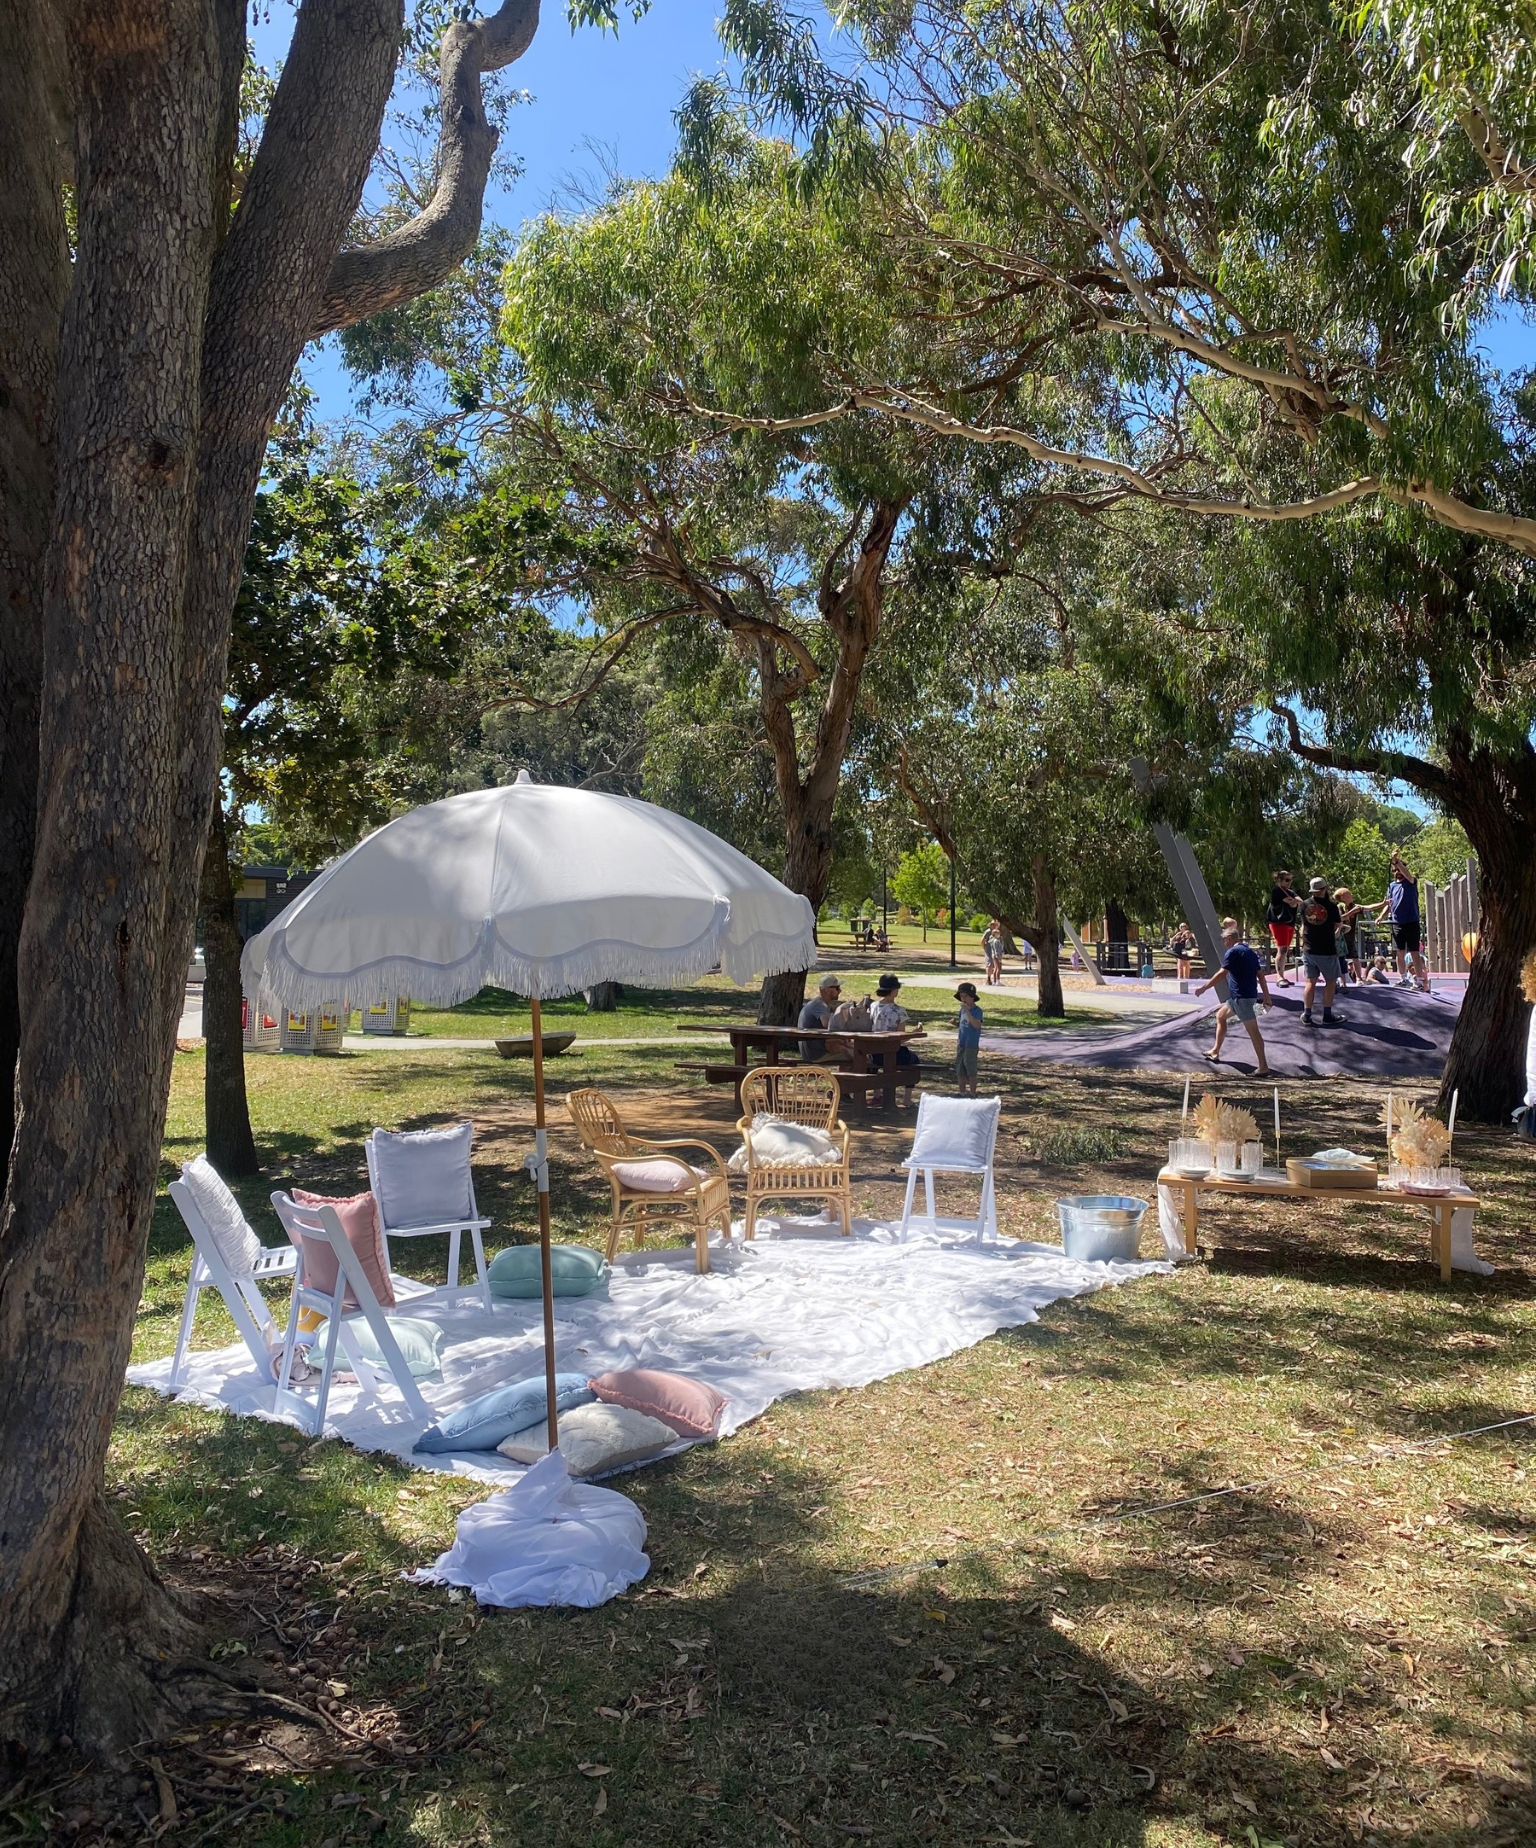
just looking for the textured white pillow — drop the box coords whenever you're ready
[497,1401,677,1476]
[727,1114,841,1172]
[180,1155,262,1276]
[905,1095,1001,1170]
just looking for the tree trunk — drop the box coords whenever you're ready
[1032,862,1064,1018]
[0,2,70,1174]
[200,801,259,1176]
[0,0,416,1758]
[753,501,907,1025]
[584,981,622,1011]
[1437,744,1536,1122]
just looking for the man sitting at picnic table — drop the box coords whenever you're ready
[798,975,842,1059]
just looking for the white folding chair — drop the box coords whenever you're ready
[270,1192,433,1436]
[365,1122,493,1313]
[169,1169,298,1387]
[898,1095,1003,1241]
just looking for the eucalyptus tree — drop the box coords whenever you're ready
[478,146,1032,1020]
[0,0,598,1760]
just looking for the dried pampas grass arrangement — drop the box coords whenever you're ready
[1191,1094,1260,1149]
[1379,1093,1453,1169]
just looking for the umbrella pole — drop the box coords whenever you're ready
[530,997,560,1453]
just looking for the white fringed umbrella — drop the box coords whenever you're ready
[242,772,816,1447]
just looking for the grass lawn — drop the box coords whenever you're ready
[38,1036,1536,1847]
[397,978,1111,1043]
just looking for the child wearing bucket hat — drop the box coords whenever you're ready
[954,981,983,1095]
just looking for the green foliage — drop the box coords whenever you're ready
[891,842,951,937]
[1408,813,1476,883]
[1329,817,1395,901]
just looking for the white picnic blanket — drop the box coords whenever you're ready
[128,1215,1171,1485]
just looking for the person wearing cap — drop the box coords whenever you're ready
[1299,876,1344,1025]
[797,974,842,1061]
[953,981,984,1095]
[870,973,924,1105]
[1193,919,1273,1075]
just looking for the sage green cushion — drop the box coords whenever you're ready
[488,1243,609,1299]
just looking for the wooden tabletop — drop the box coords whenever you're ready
[677,1022,927,1042]
[1156,1167,1478,1207]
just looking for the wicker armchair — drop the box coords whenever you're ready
[565,1086,730,1274]
[736,1066,853,1242]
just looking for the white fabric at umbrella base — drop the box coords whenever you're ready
[128,1216,1173,1492]
[410,1447,650,1609]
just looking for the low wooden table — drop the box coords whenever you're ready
[1157,1167,1479,1281]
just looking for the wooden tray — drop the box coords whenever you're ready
[1285,1158,1379,1191]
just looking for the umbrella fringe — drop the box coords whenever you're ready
[249,924,816,1011]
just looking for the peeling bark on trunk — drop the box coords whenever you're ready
[0,3,70,1173]
[0,0,536,1761]
[200,801,259,1176]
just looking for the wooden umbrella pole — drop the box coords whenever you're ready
[530,996,560,1452]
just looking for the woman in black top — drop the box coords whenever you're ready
[1265,871,1302,985]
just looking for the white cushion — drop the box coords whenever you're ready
[497,1401,677,1476]
[726,1115,841,1172]
[180,1155,263,1276]
[904,1095,1001,1171]
[370,1122,474,1229]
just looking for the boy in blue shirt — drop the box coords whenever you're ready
[954,982,984,1095]
[1194,919,1273,1076]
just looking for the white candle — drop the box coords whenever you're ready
[1386,1094,1392,1142]
[1182,1076,1191,1127]
[1447,1088,1458,1144]
[1273,1086,1281,1163]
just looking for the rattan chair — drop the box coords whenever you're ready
[565,1086,730,1274]
[736,1065,853,1241]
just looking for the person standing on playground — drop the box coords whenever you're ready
[1266,870,1302,984]
[1380,850,1430,991]
[1300,876,1345,1025]
[1196,919,1273,1074]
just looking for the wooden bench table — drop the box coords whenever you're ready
[676,1020,929,1113]
[1157,1166,1479,1281]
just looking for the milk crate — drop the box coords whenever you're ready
[360,996,412,1036]
[280,1002,347,1054]
[241,997,281,1051]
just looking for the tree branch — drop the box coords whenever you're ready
[310,0,541,335]
[1269,703,1451,800]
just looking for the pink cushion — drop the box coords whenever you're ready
[292,1188,395,1309]
[588,1368,726,1438]
[609,1158,706,1194]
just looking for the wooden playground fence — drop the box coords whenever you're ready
[1422,861,1479,974]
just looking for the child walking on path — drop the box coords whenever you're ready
[954,982,984,1096]
[1195,920,1274,1075]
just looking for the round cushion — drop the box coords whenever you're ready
[488,1242,609,1299]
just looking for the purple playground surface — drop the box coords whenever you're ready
[983,982,1461,1080]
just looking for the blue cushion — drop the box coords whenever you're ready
[487,1243,609,1299]
[413,1372,594,1453]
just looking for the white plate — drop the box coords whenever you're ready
[1174,1166,1210,1179]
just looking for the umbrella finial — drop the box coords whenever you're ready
[514,767,533,785]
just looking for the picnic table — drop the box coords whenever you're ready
[676,1021,930,1113]
[1157,1166,1479,1281]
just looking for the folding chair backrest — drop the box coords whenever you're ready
[740,1065,840,1130]
[906,1094,1002,1172]
[366,1122,475,1231]
[169,1173,277,1383]
[566,1087,635,1157]
[177,1154,263,1278]
[271,1191,431,1424]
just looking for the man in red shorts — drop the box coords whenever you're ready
[1265,869,1301,985]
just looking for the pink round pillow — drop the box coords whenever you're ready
[587,1368,726,1439]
